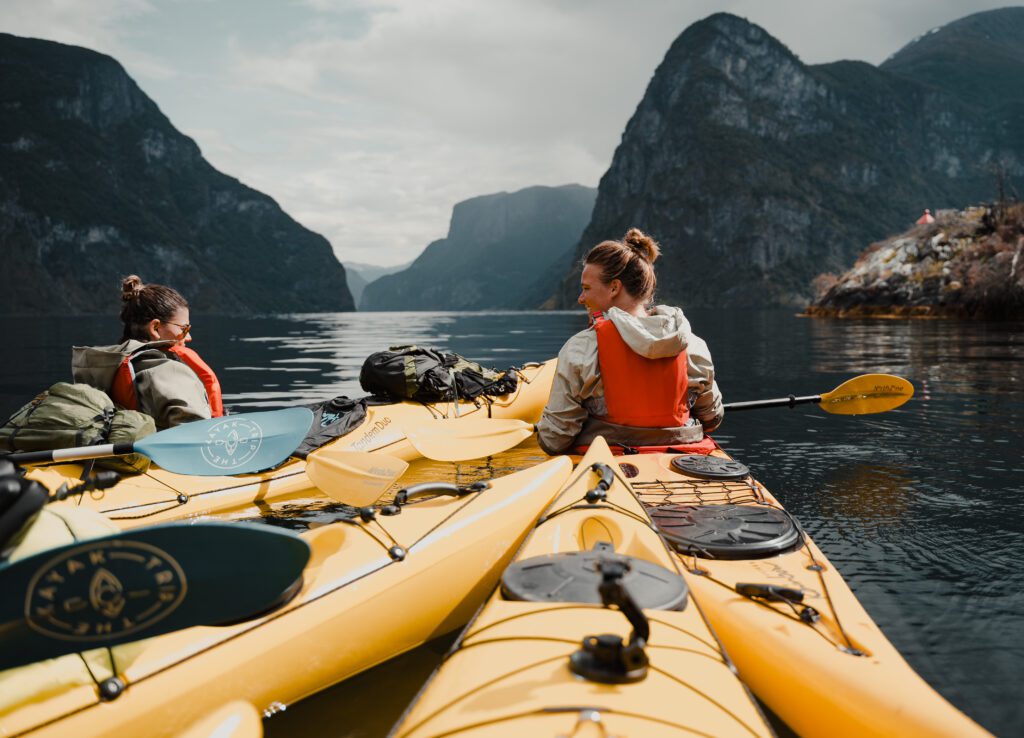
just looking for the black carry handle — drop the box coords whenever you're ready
[394,480,490,505]
[585,462,615,503]
[736,582,805,604]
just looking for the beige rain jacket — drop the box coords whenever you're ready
[72,340,212,429]
[535,305,723,455]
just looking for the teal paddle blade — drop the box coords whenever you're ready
[135,407,314,476]
[0,522,310,670]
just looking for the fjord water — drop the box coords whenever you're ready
[1,310,1021,737]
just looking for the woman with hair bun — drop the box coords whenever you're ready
[536,228,723,454]
[71,276,224,429]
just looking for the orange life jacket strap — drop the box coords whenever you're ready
[166,344,225,417]
[594,314,690,428]
[111,356,139,411]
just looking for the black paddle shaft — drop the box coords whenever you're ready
[6,443,136,466]
[723,394,822,412]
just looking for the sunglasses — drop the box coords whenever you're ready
[163,320,191,338]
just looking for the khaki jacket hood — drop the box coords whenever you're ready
[71,340,177,391]
[71,339,209,429]
[605,306,690,359]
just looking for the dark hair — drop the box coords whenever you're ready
[583,227,661,302]
[119,275,188,342]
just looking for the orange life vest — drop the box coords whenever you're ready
[111,344,224,418]
[593,313,690,428]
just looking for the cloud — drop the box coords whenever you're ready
[3,0,178,79]
[7,0,1015,266]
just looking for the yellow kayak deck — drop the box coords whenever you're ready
[623,448,991,738]
[26,361,555,528]
[392,438,774,738]
[0,456,572,738]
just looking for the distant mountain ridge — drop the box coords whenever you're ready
[0,33,353,315]
[344,261,410,305]
[550,8,1024,309]
[360,184,595,310]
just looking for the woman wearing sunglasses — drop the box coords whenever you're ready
[71,275,224,428]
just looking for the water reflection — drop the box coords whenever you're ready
[0,310,1021,736]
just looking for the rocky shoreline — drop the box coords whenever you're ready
[806,204,1024,320]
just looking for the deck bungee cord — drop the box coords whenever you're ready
[635,468,866,656]
[390,445,776,738]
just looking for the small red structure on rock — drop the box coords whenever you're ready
[916,208,935,224]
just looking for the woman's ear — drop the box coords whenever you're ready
[145,318,162,341]
[609,279,621,297]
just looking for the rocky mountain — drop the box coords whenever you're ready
[360,184,595,311]
[0,33,353,315]
[549,9,1024,309]
[807,204,1024,319]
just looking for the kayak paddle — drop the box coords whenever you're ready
[404,417,534,462]
[723,374,914,415]
[4,407,314,476]
[394,374,914,462]
[0,521,310,672]
[305,447,409,506]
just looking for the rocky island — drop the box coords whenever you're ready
[806,204,1024,319]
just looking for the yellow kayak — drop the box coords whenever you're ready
[391,437,774,738]
[176,702,262,738]
[624,447,991,738]
[0,455,572,738]
[25,360,554,528]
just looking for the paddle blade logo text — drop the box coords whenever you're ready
[201,417,264,471]
[24,540,187,642]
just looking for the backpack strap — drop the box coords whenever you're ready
[6,393,47,450]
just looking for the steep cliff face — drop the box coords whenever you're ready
[0,33,353,314]
[807,204,1024,319]
[551,9,1024,309]
[360,184,595,310]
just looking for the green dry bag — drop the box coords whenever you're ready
[0,383,155,474]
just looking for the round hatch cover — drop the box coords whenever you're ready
[649,504,801,560]
[669,455,750,480]
[501,548,688,611]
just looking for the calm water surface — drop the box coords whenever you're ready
[1,309,1021,737]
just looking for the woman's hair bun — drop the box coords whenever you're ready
[623,228,660,263]
[121,275,144,302]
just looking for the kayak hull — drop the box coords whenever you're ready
[625,449,991,738]
[0,456,572,738]
[391,438,774,738]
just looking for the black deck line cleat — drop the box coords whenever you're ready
[800,606,821,625]
[358,506,377,522]
[568,556,650,684]
[379,504,401,516]
[177,493,189,505]
[388,545,407,561]
[99,676,126,701]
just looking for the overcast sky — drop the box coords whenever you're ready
[4,1,1017,266]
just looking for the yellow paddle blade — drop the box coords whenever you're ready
[819,374,914,415]
[305,447,408,506]
[404,418,534,462]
